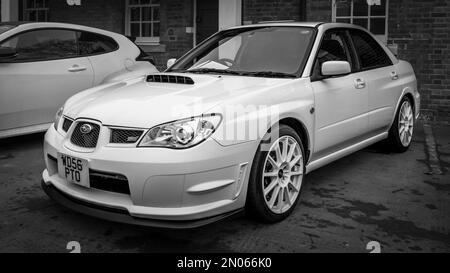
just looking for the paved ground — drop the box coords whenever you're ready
[0,122,449,253]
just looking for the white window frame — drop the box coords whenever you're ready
[23,0,49,22]
[332,0,389,44]
[125,0,160,45]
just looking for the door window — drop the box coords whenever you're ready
[77,31,119,56]
[0,29,77,62]
[313,30,354,78]
[349,29,392,70]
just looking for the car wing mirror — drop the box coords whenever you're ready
[0,47,17,60]
[167,58,177,69]
[321,61,351,77]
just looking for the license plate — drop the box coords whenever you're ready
[58,153,90,188]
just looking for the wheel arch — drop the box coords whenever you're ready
[404,92,416,114]
[278,117,311,163]
[389,87,417,130]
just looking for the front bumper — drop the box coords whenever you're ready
[42,180,244,229]
[42,125,257,227]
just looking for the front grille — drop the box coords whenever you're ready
[70,122,100,148]
[90,170,130,195]
[147,74,194,85]
[110,129,143,144]
[62,118,73,132]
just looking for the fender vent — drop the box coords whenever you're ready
[147,74,194,85]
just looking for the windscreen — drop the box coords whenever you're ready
[170,26,315,77]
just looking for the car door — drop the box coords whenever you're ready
[310,29,369,159]
[76,31,123,85]
[348,29,398,134]
[0,28,94,131]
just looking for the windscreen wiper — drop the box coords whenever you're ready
[183,68,243,76]
[239,71,297,78]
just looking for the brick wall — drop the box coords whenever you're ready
[47,0,125,33]
[147,0,194,70]
[306,0,331,21]
[242,0,305,24]
[388,0,450,123]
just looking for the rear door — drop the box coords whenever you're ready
[348,29,397,133]
[0,28,94,131]
[310,29,369,159]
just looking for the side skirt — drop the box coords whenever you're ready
[306,132,388,174]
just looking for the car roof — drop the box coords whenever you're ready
[227,21,324,30]
[226,22,367,31]
[1,21,122,37]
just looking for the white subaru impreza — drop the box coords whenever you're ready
[42,22,420,228]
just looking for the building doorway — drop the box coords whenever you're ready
[195,0,219,44]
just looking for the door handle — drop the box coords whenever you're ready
[391,71,399,80]
[68,65,87,72]
[354,78,366,89]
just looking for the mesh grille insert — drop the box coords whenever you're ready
[90,170,130,195]
[70,122,100,148]
[110,129,143,144]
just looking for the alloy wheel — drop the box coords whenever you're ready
[262,136,304,214]
[398,100,414,147]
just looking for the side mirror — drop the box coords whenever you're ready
[321,61,351,77]
[167,58,177,69]
[0,47,17,59]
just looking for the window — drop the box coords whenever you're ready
[332,0,388,43]
[126,0,160,45]
[313,30,354,77]
[350,29,392,70]
[0,29,77,62]
[77,31,119,56]
[170,27,315,76]
[23,0,49,22]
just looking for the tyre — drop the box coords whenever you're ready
[387,96,415,153]
[246,124,306,223]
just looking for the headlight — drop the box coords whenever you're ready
[138,114,222,149]
[53,106,64,130]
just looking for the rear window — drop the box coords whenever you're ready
[77,31,119,56]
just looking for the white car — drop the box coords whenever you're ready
[0,22,158,139]
[42,22,420,228]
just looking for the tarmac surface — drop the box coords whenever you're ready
[0,121,449,253]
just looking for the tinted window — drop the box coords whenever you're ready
[350,29,392,70]
[77,31,118,56]
[0,29,77,62]
[313,30,354,76]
